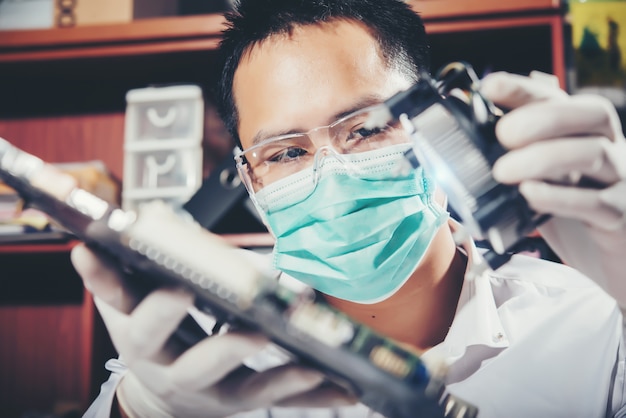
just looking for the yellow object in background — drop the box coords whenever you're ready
[568,0,626,88]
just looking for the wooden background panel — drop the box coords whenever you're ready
[0,244,96,418]
[0,108,235,190]
[0,113,126,182]
[0,14,225,62]
[0,303,92,417]
[0,305,79,408]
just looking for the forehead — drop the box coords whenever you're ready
[233,20,411,150]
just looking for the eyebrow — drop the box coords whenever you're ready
[249,95,387,146]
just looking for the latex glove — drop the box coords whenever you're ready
[482,72,626,307]
[71,245,355,418]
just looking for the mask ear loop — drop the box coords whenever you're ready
[233,148,275,235]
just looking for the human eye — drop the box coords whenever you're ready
[346,124,390,142]
[267,146,308,163]
[333,107,407,152]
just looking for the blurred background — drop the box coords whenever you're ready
[0,0,623,417]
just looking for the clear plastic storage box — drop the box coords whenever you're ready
[123,85,204,212]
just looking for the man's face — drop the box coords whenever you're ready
[231,20,453,306]
[233,20,413,158]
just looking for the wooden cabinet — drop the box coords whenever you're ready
[0,242,116,417]
[0,15,229,179]
[0,3,568,416]
[410,0,567,87]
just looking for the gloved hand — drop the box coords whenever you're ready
[481,72,626,308]
[71,244,355,418]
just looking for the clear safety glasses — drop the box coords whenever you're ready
[234,103,410,194]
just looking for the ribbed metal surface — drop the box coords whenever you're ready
[413,103,494,202]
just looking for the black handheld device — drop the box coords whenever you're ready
[369,62,550,270]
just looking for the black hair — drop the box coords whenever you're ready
[214,0,430,147]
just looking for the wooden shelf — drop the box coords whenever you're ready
[0,5,567,88]
[410,0,561,20]
[0,239,78,253]
[0,2,565,63]
[0,14,225,62]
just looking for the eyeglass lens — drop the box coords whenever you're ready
[241,106,409,189]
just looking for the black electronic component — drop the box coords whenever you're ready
[372,62,550,270]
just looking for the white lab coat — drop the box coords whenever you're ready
[84,237,626,418]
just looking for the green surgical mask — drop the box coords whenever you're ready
[255,145,448,303]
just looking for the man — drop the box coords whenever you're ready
[80,0,626,417]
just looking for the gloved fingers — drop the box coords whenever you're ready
[228,364,326,410]
[71,243,136,313]
[599,181,626,218]
[92,296,133,356]
[120,361,254,418]
[493,137,622,185]
[115,344,347,416]
[275,380,358,408]
[605,140,626,179]
[494,94,623,149]
[117,361,187,416]
[169,331,270,390]
[125,287,194,363]
[479,71,567,111]
[126,359,172,395]
[92,287,192,365]
[520,180,626,230]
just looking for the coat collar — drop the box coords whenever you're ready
[422,219,510,367]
